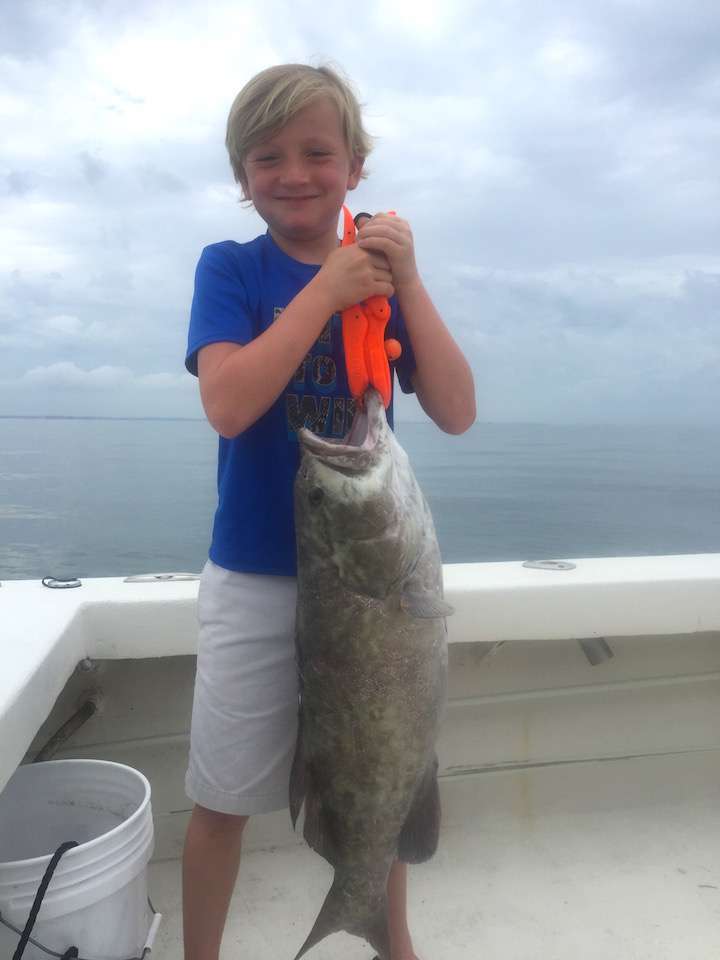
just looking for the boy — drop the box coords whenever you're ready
[184,63,475,960]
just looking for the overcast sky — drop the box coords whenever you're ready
[1,0,718,424]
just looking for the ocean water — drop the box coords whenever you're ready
[1,416,719,581]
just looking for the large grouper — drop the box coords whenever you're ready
[290,388,453,959]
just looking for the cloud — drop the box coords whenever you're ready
[79,151,108,185]
[135,164,189,194]
[6,170,34,195]
[36,313,125,345]
[538,37,602,78]
[22,362,132,387]
[43,314,85,337]
[1,0,719,422]
[19,362,192,390]
[432,263,720,422]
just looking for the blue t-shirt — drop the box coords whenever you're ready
[186,232,417,576]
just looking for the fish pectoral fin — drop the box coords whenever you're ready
[397,757,441,864]
[289,706,305,829]
[400,587,454,619]
[302,784,338,866]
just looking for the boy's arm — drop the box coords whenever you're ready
[198,243,394,439]
[358,215,476,435]
[198,277,332,438]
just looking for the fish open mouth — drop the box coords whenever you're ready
[299,389,385,460]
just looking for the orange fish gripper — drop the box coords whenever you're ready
[340,205,402,409]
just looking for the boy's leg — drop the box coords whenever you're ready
[183,563,298,958]
[183,821,417,960]
[387,860,420,960]
[182,805,249,960]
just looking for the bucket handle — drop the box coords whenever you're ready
[1,840,161,960]
[12,840,79,960]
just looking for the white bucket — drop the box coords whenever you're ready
[0,760,161,960]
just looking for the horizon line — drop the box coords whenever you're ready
[0,414,716,429]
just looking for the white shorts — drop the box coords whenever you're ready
[185,559,299,815]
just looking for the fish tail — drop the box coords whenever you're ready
[293,874,390,960]
[362,904,391,960]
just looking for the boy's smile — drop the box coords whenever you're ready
[243,97,363,264]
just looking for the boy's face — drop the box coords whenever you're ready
[243,97,363,259]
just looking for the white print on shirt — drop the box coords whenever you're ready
[276,307,357,440]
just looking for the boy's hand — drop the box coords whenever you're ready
[356,213,420,291]
[317,243,395,313]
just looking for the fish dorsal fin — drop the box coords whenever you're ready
[400,586,454,619]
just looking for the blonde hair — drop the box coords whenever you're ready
[225,63,373,198]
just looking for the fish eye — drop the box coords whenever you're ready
[308,487,324,506]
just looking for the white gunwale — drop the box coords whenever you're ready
[3,553,720,793]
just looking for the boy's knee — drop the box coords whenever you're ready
[192,804,249,838]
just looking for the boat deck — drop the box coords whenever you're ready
[4,560,720,959]
[149,751,720,960]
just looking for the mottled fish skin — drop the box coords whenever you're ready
[291,389,451,960]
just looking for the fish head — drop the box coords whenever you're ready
[295,389,424,598]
